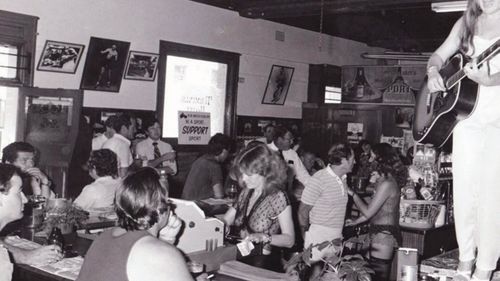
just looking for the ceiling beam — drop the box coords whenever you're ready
[237,0,433,18]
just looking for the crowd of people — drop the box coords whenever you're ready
[0,115,428,280]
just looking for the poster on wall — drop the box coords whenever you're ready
[347,122,363,144]
[80,37,130,92]
[261,65,294,105]
[37,40,85,74]
[341,65,425,104]
[178,111,211,145]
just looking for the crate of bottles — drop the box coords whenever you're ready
[399,199,444,229]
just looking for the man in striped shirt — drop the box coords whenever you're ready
[298,143,355,261]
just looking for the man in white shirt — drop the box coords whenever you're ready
[102,114,135,178]
[91,115,117,151]
[74,149,121,213]
[135,118,177,175]
[267,125,311,187]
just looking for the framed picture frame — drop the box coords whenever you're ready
[80,37,130,92]
[123,51,159,81]
[261,65,294,105]
[36,40,85,74]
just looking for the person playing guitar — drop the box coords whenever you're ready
[426,1,500,280]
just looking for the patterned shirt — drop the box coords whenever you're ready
[234,188,290,237]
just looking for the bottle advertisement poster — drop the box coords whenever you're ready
[341,65,425,104]
[178,111,211,145]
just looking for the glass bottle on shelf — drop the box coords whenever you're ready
[348,67,372,99]
[158,169,169,191]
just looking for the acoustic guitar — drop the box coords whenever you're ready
[412,40,500,147]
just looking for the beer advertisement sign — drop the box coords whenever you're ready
[341,65,425,104]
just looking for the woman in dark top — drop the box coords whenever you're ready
[223,143,295,272]
[347,143,408,281]
[77,167,192,281]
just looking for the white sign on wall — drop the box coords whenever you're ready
[178,111,211,145]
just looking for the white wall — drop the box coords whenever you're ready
[0,0,384,118]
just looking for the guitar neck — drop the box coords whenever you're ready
[445,40,500,89]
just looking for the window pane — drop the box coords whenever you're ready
[325,86,342,104]
[0,44,19,79]
[162,55,227,138]
[0,86,19,156]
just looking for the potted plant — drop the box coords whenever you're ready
[43,202,89,235]
[285,236,374,281]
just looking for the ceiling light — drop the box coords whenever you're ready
[431,1,467,13]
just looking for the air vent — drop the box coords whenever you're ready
[275,31,285,42]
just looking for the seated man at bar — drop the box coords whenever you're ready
[102,114,135,178]
[0,163,62,276]
[73,149,121,213]
[135,118,177,173]
[298,143,355,262]
[223,143,294,271]
[77,167,193,281]
[181,133,232,200]
[2,142,55,198]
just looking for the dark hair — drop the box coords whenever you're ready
[115,167,170,231]
[110,114,131,133]
[207,133,233,156]
[235,143,286,195]
[372,143,408,188]
[88,149,118,178]
[104,115,118,129]
[273,125,290,141]
[263,123,274,132]
[0,163,22,193]
[327,143,353,165]
[2,142,36,163]
[142,117,160,131]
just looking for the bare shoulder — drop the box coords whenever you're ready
[127,236,193,281]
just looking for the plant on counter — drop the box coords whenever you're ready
[43,203,89,234]
[285,236,373,281]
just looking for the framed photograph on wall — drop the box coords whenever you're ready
[37,40,85,74]
[123,51,159,81]
[80,37,130,92]
[261,65,294,105]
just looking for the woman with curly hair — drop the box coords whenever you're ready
[77,167,192,281]
[347,143,408,281]
[223,143,295,271]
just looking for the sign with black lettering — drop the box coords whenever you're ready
[178,111,210,145]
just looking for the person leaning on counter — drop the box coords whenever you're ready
[77,167,192,281]
[0,163,62,281]
[2,142,55,199]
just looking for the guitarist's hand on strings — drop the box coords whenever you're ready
[464,59,492,86]
[427,66,446,93]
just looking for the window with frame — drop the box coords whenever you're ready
[157,41,239,146]
[0,10,38,86]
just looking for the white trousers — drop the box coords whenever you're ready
[453,119,500,270]
[304,224,343,262]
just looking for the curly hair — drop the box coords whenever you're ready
[372,143,408,188]
[88,149,118,178]
[115,167,170,231]
[0,163,22,194]
[234,143,287,195]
